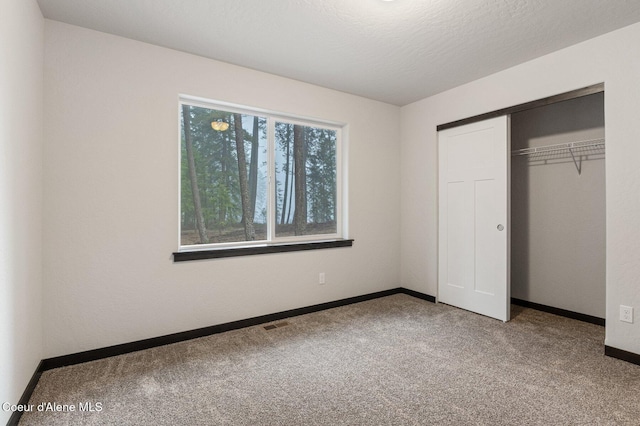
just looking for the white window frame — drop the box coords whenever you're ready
[177,95,348,252]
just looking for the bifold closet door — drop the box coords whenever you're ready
[438,116,510,322]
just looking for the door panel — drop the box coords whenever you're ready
[438,116,510,321]
[475,179,498,296]
[446,181,470,289]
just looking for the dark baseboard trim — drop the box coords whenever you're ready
[399,288,437,303]
[605,345,640,367]
[511,298,605,326]
[42,287,435,371]
[42,287,396,369]
[6,360,44,426]
[9,286,435,425]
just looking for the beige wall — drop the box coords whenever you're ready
[0,0,44,421]
[401,22,640,355]
[42,21,401,357]
[511,94,605,318]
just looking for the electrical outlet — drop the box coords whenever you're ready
[620,305,633,323]
[319,272,325,285]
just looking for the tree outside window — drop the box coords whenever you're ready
[179,100,342,249]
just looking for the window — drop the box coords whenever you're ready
[178,97,345,252]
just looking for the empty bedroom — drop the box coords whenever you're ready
[2,0,640,425]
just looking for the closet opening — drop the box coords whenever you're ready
[510,92,605,326]
[437,84,606,327]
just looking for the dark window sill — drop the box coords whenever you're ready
[173,239,354,262]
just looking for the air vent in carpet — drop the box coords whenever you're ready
[264,321,289,330]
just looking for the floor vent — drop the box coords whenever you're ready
[264,321,290,330]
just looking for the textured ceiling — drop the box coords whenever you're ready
[37,0,640,106]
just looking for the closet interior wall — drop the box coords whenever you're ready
[510,93,605,319]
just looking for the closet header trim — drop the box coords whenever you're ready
[436,83,604,131]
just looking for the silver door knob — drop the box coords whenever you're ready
[497,224,504,231]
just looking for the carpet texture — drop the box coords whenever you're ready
[19,294,640,425]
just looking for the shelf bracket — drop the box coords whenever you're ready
[568,147,582,175]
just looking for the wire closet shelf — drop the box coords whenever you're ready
[510,137,605,175]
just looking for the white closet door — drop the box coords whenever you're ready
[438,116,510,321]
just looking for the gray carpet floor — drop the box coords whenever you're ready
[19,294,640,425]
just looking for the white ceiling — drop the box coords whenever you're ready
[36,0,640,106]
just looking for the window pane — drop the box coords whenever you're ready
[180,104,267,245]
[274,122,337,237]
